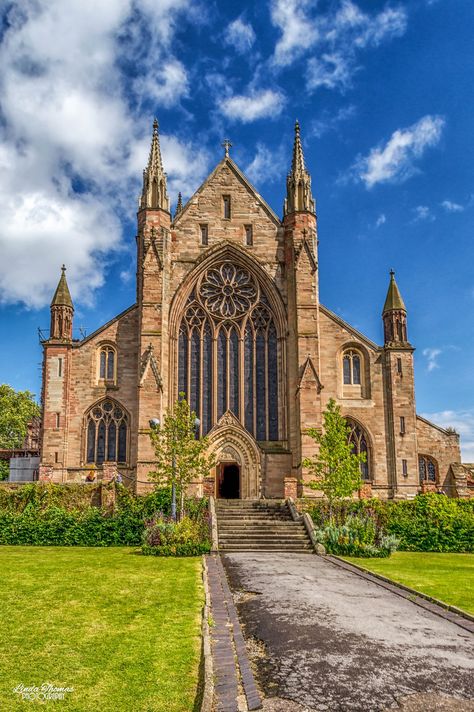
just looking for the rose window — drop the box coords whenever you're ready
[199,263,257,318]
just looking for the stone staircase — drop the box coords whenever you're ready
[215,499,313,553]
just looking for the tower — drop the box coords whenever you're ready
[381,271,418,497]
[383,270,409,346]
[136,119,171,485]
[39,266,74,481]
[283,121,321,490]
[50,265,74,341]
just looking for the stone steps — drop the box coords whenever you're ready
[215,499,313,553]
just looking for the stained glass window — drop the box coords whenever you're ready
[343,350,362,386]
[244,325,254,434]
[346,419,370,480]
[217,329,227,420]
[85,399,128,464]
[177,262,282,440]
[419,455,437,483]
[202,324,212,435]
[98,346,116,383]
[229,328,239,417]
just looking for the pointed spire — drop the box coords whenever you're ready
[140,118,170,212]
[383,270,406,313]
[50,266,74,341]
[291,120,306,174]
[284,120,315,215]
[174,191,183,218]
[51,265,73,308]
[382,270,409,346]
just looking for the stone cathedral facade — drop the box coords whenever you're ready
[38,120,462,499]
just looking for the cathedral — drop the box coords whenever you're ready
[38,120,462,499]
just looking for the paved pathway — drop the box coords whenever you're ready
[206,555,262,711]
[222,553,474,712]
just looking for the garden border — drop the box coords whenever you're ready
[200,556,214,712]
[327,555,474,634]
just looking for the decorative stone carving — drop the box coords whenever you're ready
[199,262,258,319]
[140,343,163,390]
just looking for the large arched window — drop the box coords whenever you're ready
[177,261,282,441]
[346,419,370,480]
[85,399,128,464]
[419,455,437,483]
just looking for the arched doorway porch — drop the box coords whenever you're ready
[207,411,261,499]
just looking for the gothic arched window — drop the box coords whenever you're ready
[343,350,361,385]
[85,399,128,464]
[346,419,370,480]
[98,345,117,383]
[177,261,283,441]
[419,455,437,483]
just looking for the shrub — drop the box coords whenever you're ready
[314,514,398,557]
[142,513,211,557]
[306,494,474,553]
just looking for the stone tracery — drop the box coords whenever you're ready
[199,262,258,319]
[178,261,282,441]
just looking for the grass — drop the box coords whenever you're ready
[0,547,204,711]
[342,552,474,615]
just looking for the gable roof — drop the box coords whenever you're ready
[319,304,380,351]
[172,156,281,227]
[74,304,137,347]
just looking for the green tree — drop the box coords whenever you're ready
[0,385,40,481]
[149,396,215,520]
[303,398,365,522]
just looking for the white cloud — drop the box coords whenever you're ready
[375,213,386,228]
[245,143,285,185]
[422,347,442,371]
[352,7,407,48]
[441,199,464,213]
[421,409,474,462]
[0,0,207,308]
[413,205,435,222]
[311,104,356,137]
[270,0,318,67]
[219,89,285,123]
[270,0,407,92]
[352,115,445,188]
[225,17,256,54]
[307,53,353,91]
[133,60,189,108]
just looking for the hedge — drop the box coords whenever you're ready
[0,484,175,547]
[306,494,474,553]
[0,508,144,546]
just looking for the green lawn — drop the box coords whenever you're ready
[343,552,474,614]
[0,547,203,711]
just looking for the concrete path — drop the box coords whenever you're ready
[222,553,474,712]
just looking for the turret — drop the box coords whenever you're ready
[382,270,409,346]
[50,265,73,341]
[139,118,170,212]
[284,120,315,216]
[174,192,183,219]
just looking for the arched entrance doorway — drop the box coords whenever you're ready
[207,411,261,499]
[217,462,240,498]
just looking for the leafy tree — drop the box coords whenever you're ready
[0,385,40,480]
[0,385,40,449]
[0,460,9,482]
[303,398,365,522]
[149,396,215,519]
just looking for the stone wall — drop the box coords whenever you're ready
[416,416,461,492]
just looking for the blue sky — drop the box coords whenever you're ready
[0,0,473,458]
